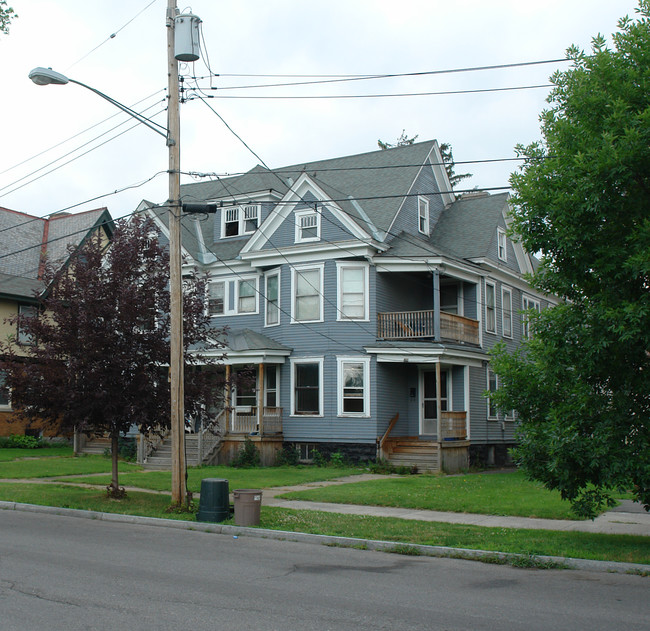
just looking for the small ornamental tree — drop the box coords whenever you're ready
[1,216,225,497]
[491,3,650,518]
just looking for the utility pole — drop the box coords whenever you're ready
[166,0,186,505]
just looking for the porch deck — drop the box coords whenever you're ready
[377,310,480,345]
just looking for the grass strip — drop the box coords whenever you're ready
[278,471,588,520]
[0,483,647,565]
[58,465,361,493]
[0,455,142,478]
[257,507,650,565]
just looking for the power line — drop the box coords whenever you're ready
[191,58,567,91]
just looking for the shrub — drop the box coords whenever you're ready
[0,434,41,449]
[275,445,300,466]
[230,437,261,468]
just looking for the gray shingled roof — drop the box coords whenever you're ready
[215,328,291,352]
[177,140,440,240]
[429,192,510,260]
[0,272,43,300]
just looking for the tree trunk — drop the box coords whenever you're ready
[108,431,124,498]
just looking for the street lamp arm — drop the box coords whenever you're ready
[28,67,168,139]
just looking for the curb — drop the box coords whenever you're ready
[2,500,648,576]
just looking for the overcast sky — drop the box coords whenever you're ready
[0,0,640,220]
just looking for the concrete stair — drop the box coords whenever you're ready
[386,439,440,473]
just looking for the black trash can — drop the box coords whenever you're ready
[197,478,230,522]
[233,489,263,526]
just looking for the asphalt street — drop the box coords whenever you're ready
[1,510,648,631]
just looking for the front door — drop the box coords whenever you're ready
[420,369,448,436]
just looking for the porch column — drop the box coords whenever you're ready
[225,364,231,432]
[435,361,442,442]
[257,363,264,436]
[432,269,441,341]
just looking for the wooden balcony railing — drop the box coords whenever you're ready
[226,407,283,436]
[377,310,479,346]
[440,411,467,440]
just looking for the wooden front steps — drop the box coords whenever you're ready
[384,438,440,473]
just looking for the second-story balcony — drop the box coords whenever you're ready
[377,310,480,346]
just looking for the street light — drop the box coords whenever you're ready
[29,3,188,505]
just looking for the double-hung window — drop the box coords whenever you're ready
[208,281,225,316]
[221,204,260,238]
[291,358,323,416]
[295,209,320,243]
[237,279,257,313]
[337,263,368,321]
[418,196,429,235]
[522,295,541,339]
[485,282,496,334]
[337,357,370,417]
[502,286,513,338]
[497,228,507,262]
[292,265,323,322]
[265,271,280,326]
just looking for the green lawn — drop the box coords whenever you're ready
[0,454,142,478]
[0,483,647,565]
[0,446,74,462]
[278,471,589,520]
[58,465,361,493]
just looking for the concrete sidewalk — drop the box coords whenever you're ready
[260,475,650,537]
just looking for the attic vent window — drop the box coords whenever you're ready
[221,204,260,238]
[295,208,321,243]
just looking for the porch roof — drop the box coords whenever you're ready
[208,328,292,365]
[364,341,487,367]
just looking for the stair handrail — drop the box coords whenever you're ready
[198,409,227,465]
[141,429,168,464]
[377,413,399,460]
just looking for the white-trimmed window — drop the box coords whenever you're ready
[295,209,321,243]
[337,262,369,321]
[522,295,541,339]
[237,278,257,313]
[291,358,323,416]
[221,204,260,238]
[487,368,499,419]
[502,286,513,338]
[497,228,507,262]
[418,196,429,235]
[337,356,370,417]
[208,281,225,316]
[265,365,279,407]
[264,270,280,327]
[292,265,323,322]
[18,304,37,345]
[485,281,496,334]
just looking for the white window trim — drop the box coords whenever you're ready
[485,281,497,334]
[291,263,324,323]
[487,368,499,420]
[264,269,281,328]
[290,357,324,417]
[501,286,513,339]
[220,204,260,239]
[264,365,279,408]
[236,277,259,315]
[418,196,430,235]
[207,280,226,317]
[294,208,321,243]
[497,228,507,262]
[522,294,541,339]
[336,261,369,322]
[336,356,371,418]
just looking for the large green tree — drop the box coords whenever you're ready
[491,3,650,518]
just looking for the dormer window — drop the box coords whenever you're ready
[295,209,320,243]
[418,196,429,235]
[221,204,260,238]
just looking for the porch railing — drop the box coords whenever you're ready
[377,310,479,345]
[227,407,283,436]
[440,411,467,440]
